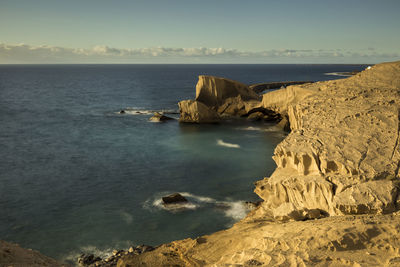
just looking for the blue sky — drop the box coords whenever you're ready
[0,0,399,63]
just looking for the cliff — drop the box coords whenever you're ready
[118,61,400,266]
[3,62,400,266]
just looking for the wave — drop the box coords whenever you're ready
[62,245,114,266]
[143,192,252,222]
[216,139,240,148]
[115,108,179,115]
[324,72,352,77]
[236,126,281,132]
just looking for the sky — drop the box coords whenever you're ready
[0,0,399,64]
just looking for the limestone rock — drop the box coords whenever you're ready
[195,75,260,107]
[216,95,247,116]
[178,100,220,123]
[334,180,399,214]
[261,84,318,115]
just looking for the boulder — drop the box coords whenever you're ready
[162,193,188,204]
[195,76,260,108]
[149,112,174,122]
[178,100,220,123]
[78,253,101,266]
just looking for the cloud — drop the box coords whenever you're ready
[0,43,398,63]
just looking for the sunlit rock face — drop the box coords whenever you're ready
[178,99,220,123]
[195,75,260,108]
[118,61,400,267]
[179,75,267,121]
[254,61,400,219]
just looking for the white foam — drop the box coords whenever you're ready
[116,108,179,115]
[62,245,114,265]
[223,201,249,221]
[236,126,282,132]
[324,72,351,77]
[144,192,250,222]
[180,192,216,203]
[216,139,240,148]
[152,198,199,212]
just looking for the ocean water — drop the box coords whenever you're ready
[0,64,368,262]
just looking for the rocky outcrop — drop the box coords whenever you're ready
[178,76,280,122]
[195,75,260,107]
[118,214,400,267]
[253,61,400,220]
[117,61,400,267]
[0,240,68,267]
[178,100,220,123]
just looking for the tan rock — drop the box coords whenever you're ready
[178,100,220,123]
[334,180,399,214]
[195,75,260,107]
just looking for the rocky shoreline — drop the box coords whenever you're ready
[2,61,400,266]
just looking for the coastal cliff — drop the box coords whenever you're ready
[117,61,400,266]
[2,61,400,266]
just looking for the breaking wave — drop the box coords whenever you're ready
[324,72,352,77]
[115,108,179,115]
[216,139,240,148]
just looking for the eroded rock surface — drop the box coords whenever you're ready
[178,100,220,123]
[117,61,400,266]
[255,61,400,219]
[178,75,280,122]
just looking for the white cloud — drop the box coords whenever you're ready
[0,43,398,63]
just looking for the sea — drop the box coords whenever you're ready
[0,64,368,263]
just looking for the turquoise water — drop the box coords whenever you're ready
[0,64,368,262]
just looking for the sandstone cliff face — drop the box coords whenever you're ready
[119,61,400,266]
[195,75,260,107]
[179,75,267,122]
[255,61,400,219]
[178,100,220,123]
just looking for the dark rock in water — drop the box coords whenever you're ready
[162,193,188,204]
[78,253,101,266]
[119,110,125,114]
[149,112,174,122]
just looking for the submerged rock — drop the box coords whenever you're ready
[162,193,188,204]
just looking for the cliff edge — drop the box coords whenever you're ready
[118,61,400,266]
